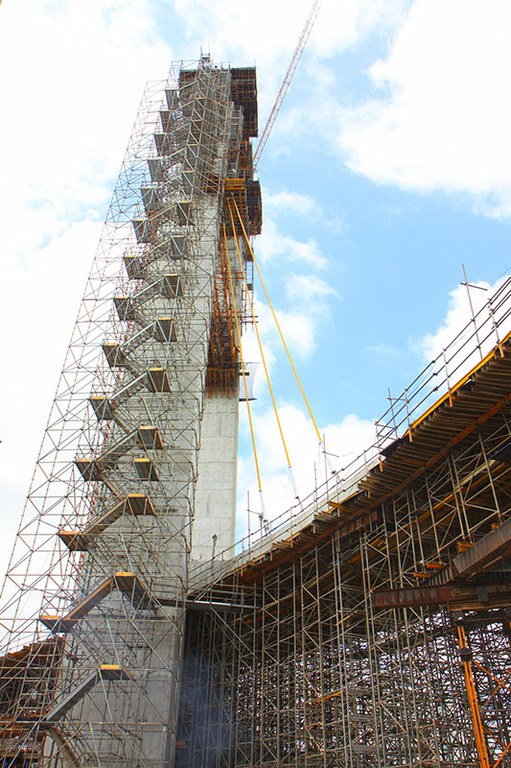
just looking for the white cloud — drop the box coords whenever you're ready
[366,343,399,359]
[265,189,316,216]
[172,0,409,65]
[0,0,171,262]
[418,280,491,362]
[410,275,511,416]
[263,186,345,234]
[286,273,339,304]
[237,404,377,536]
[277,310,316,358]
[337,0,511,216]
[257,217,328,269]
[306,0,411,59]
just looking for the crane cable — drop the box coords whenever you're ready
[230,197,323,447]
[253,0,323,168]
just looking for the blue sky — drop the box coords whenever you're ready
[1,0,511,561]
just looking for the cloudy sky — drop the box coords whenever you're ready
[1,0,510,568]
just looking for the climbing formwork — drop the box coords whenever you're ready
[0,57,261,767]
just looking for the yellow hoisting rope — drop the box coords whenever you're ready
[222,225,264,497]
[229,196,323,446]
[227,206,302,504]
[226,204,293,473]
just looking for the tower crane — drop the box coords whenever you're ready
[253,0,323,168]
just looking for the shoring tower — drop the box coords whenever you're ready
[0,57,261,767]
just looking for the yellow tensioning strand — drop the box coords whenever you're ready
[221,225,263,494]
[226,205,293,471]
[228,196,323,446]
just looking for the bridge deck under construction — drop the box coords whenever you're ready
[178,331,511,768]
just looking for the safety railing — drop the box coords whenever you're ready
[189,274,511,591]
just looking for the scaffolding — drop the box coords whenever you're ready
[1,53,511,768]
[169,276,511,768]
[179,319,511,768]
[0,58,261,767]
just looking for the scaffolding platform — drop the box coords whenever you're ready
[102,342,126,369]
[58,494,156,551]
[155,317,177,342]
[147,367,171,392]
[137,425,164,450]
[141,184,159,214]
[114,296,136,322]
[134,457,159,481]
[45,665,130,722]
[176,200,192,226]
[123,254,145,280]
[57,530,89,552]
[39,572,155,632]
[154,133,174,156]
[169,234,187,257]
[162,273,182,298]
[181,170,194,195]
[133,217,151,244]
[89,395,115,421]
[148,157,164,183]
[74,457,102,482]
[159,109,172,133]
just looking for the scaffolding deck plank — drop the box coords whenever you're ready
[39,572,154,632]
[155,317,177,342]
[147,367,171,392]
[74,457,102,482]
[102,342,126,369]
[134,457,159,481]
[58,494,155,551]
[45,665,130,722]
[163,273,183,298]
[138,425,164,450]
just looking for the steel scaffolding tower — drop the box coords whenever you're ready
[0,58,261,767]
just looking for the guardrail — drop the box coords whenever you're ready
[189,275,511,591]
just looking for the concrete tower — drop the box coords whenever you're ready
[0,57,261,767]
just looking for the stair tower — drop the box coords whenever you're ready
[0,57,261,767]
